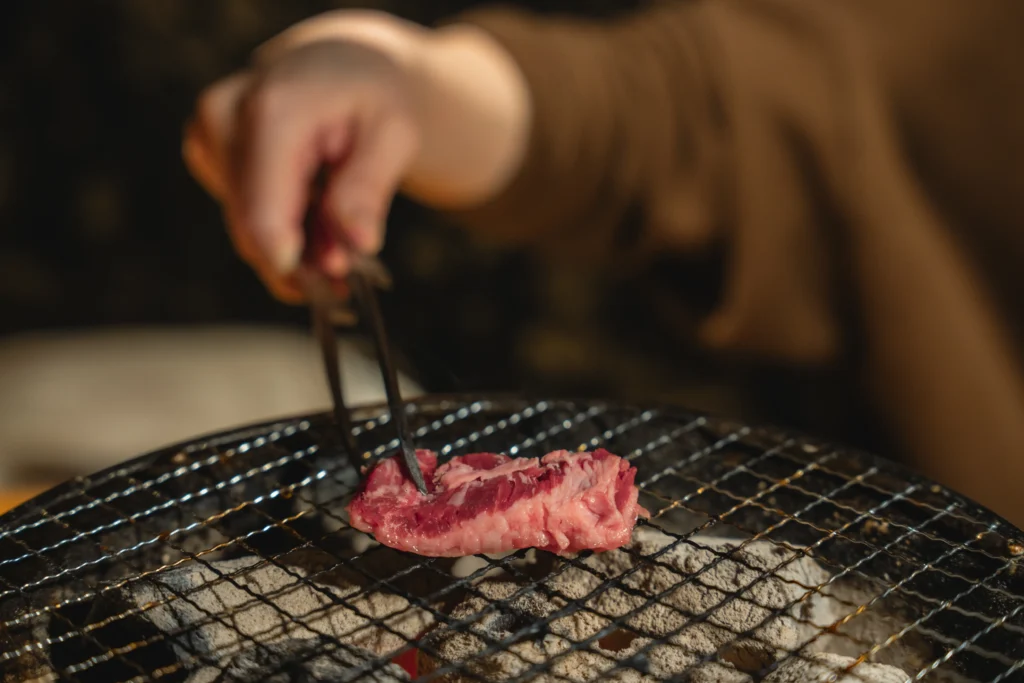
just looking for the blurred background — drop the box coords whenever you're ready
[0,0,886,503]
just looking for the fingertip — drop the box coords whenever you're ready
[318,243,351,278]
[352,217,385,255]
[322,199,384,255]
[342,209,385,255]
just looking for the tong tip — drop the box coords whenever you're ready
[401,444,429,495]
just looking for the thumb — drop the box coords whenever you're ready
[321,110,420,259]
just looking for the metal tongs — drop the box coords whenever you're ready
[298,198,427,494]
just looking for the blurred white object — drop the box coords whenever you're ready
[0,326,422,487]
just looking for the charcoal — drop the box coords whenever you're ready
[186,638,408,682]
[116,556,430,663]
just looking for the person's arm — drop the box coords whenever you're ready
[445,0,1024,525]
[185,1,1024,524]
[446,3,728,268]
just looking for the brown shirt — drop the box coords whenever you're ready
[449,0,1024,526]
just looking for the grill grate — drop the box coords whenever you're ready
[0,397,1022,682]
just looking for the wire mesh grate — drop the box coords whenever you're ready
[0,397,1023,682]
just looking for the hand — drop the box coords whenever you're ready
[183,11,530,302]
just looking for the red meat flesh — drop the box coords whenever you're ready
[346,449,649,557]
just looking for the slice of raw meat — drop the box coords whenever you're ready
[347,449,649,557]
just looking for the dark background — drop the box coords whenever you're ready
[0,1,888,458]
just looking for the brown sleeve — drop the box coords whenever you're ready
[449,0,1024,525]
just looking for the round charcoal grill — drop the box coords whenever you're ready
[1,397,1023,683]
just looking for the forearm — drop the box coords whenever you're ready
[443,4,726,261]
[446,0,1024,527]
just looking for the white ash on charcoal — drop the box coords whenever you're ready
[0,552,428,683]
[298,533,462,602]
[0,524,940,683]
[417,578,757,682]
[139,556,430,658]
[418,577,685,683]
[450,553,508,580]
[450,549,545,581]
[808,577,936,674]
[92,555,431,674]
[685,661,758,683]
[658,653,910,683]
[549,530,839,654]
[350,530,380,554]
[418,530,843,682]
[763,653,908,683]
[185,637,408,683]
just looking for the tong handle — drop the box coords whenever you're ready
[350,273,427,494]
[301,175,425,492]
[300,177,364,470]
[301,268,362,469]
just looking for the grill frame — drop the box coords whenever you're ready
[0,395,1021,683]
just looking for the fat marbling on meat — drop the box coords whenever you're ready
[347,449,649,557]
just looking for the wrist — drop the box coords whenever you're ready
[402,24,532,210]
